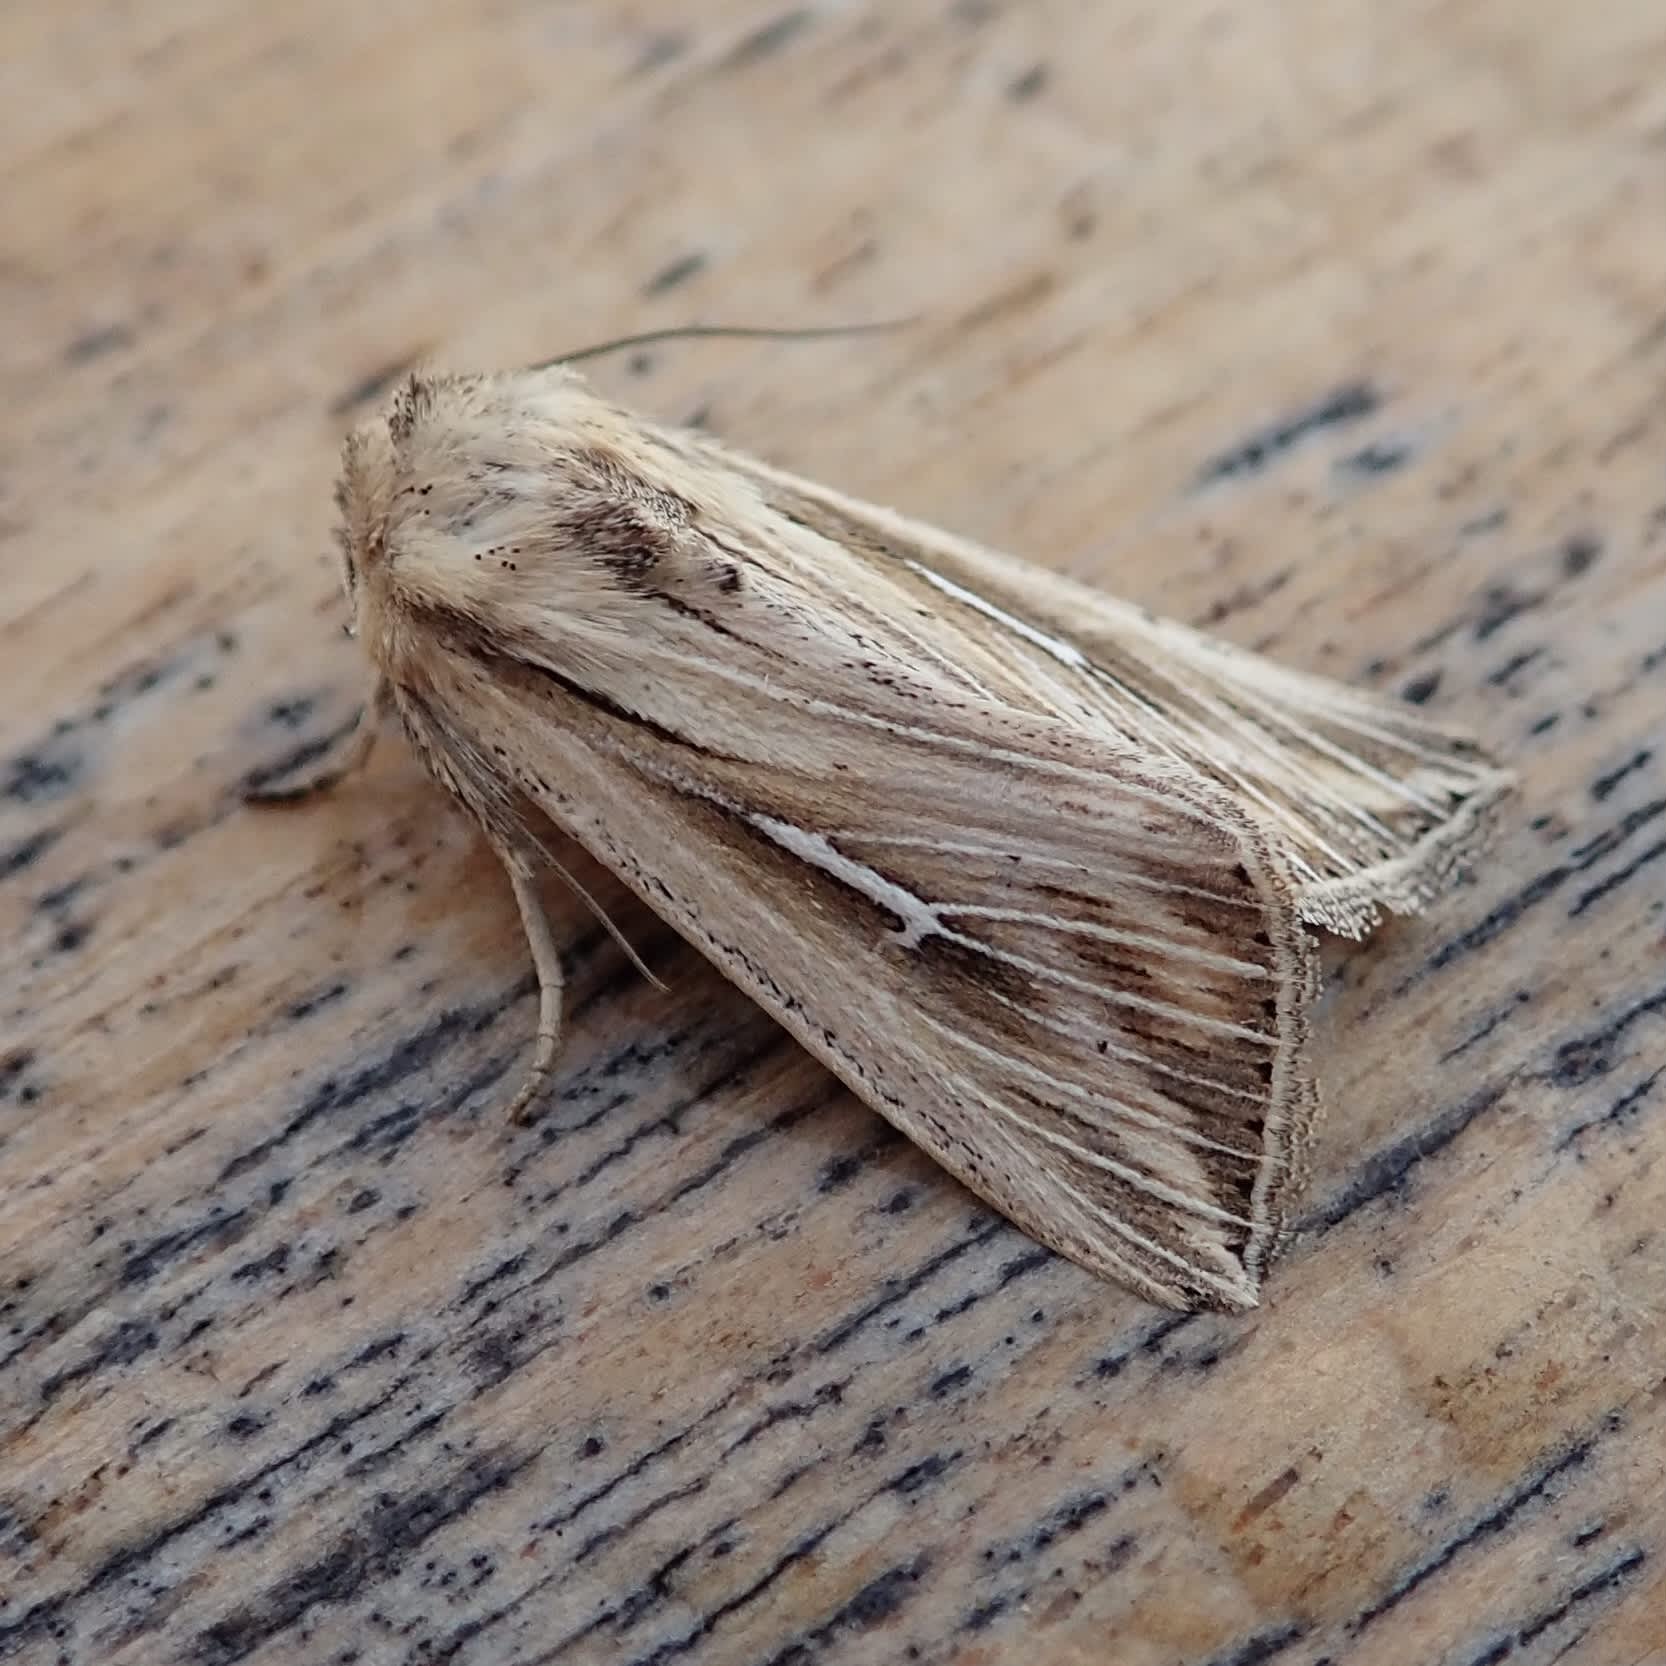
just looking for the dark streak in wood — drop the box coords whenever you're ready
[1007,63,1049,101]
[642,252,709,297]
[192,1450,533,1665]
[719,9,813,71]
[1306,1083,1508,1228]
[1544,981,1666,1088]
[1473,582,1547,642]
[1557,1065,1663,1149]
[0,825,62,878]
[1561,534,1602,577]
[1194,383,1381,487]
[239,713,365,797]
[1424,799,1666,970]
[1590,747,1651,802]
[63,321,135,364]
[1351,1431,1599,1630]
[1334,438,1413,478]
[1199,1623,1310,1666]
[633,32,691,74]
[2,740,84,804]
[1570,835,1666,916]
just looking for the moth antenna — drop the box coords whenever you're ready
[531,317,915,372]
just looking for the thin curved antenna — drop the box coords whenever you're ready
[530,317,914,372]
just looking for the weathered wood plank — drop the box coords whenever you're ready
[3,2,1665,1663]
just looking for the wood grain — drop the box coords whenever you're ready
[3,2,1665,1663]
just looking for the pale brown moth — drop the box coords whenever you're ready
[254,346,1511,1312]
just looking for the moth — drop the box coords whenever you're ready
[255,349,1511,1312]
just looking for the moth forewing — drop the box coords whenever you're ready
[401,631,1320,1311]
[709,446,1514,937]
[273,363,1509,1312]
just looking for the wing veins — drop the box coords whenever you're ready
[936,904,1269,978]
[916,1011,1260,1160]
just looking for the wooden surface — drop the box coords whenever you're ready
[3,3,1665,1663]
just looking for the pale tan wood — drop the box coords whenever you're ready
[2,2,1665,1663]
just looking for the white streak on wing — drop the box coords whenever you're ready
[746,816,1274,1047]
[748,815,943,948]
[904,561,1090,668]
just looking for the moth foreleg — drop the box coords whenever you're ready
[498,848,567,1125]
[245,676,390,803]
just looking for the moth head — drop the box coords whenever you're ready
[333,413,401,635]
[331,365,715,679]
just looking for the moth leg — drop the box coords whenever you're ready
[245,675,390,803]
[499,849,567,1125]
